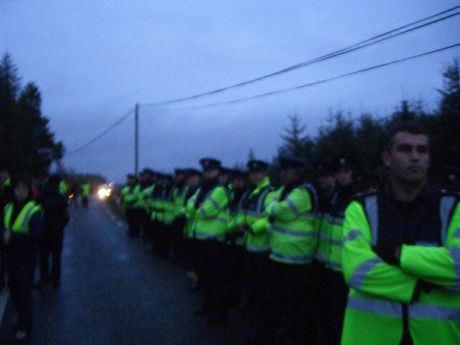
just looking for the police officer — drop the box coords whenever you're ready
[186,158,230,324]
[224,168,248,308]
[264,156,318,345]
[121,174,141,237]
[318,158,355,345]
[1,177,43,342]
[36,174,69,288]
[341,121,460,345]
[80,181,91,208]
[181,168,202,272]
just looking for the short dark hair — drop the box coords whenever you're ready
[385,121,429,151]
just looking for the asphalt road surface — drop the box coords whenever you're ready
[0,198,250,345]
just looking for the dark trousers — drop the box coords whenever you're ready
[318,267,348,345]
[39,229,64,283]
[139,210,150,240]
[262,261,317,345]
[244,251,270,318]
[0,247,6,288]
[224,244,246,308]
[126,208,142,237]
[6,250,37,332]
[195,240,228,315]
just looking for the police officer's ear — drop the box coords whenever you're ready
[382,150,391,169]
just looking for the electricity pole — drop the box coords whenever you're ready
[134,103,139,176]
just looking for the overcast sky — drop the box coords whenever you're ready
[1,0,460,182]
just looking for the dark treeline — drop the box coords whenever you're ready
[0,53,63,176]
[277,59,460,187]
[2,52,459,186]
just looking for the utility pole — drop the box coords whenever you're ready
[134,103,139,176]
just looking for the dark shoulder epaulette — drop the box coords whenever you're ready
[351,190,379,205]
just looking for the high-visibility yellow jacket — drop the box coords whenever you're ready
[341,190,460,345]
[266,183,318,265]
[185,184,229,241]
[4,201,43,234]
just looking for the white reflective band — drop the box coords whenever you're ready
[343,230,361,243]
[328,216,344,225]
[195,233,224,241]
[287,198,300,216]
[246,243,270,252]
[451,248,460,291]
[347,296,401,317]
[270,225,315,238]
[257,189,270,213]
[409,303,460,322]
[349,257,382,290]
[18,203,37,230]
[454,229,460,239]
[270,251,312,264]
[326,261,342,272]
[364,195,379,246]
[315,253,326,262]
[440,196,457,244]
[208,196,220,210]
[415,241,439,247]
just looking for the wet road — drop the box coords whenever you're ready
[0,199,249,345]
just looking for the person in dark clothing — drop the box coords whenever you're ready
[0,171,13,292]
[35,174,69,288]
[1,176,44,342]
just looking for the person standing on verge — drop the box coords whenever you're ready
[35,174,69,288]
[1,177,43,342]
[341,121,460,345]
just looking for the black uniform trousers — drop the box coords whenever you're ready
[6,248,37,332]
[195,239,228,316]
[39,227,64,283]
[244,250,270,318]
[318,267,348,345]
[126,208,142,237]
[262,261,317,345]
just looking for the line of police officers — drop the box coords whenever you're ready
[120,121,460,345]
[0,174,70,343]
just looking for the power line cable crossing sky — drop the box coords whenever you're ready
[2,1,459,180]
[142,4,460,107]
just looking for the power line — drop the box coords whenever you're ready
[142,5,460,107]
[156,42,460,112]
[63,108,134,158]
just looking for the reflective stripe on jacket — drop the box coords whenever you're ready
[4,201,43,234]
[341,191,460,345]
[266,184,318,265]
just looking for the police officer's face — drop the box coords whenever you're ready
[334,169,352,187]
[203,168,219,180]
[14,182,29,202]
[280,168,299,185]
[249,172,265,185]
[383,131,430,185]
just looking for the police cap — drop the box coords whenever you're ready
[220,167,232,175]
[184,168,202,178]
[279,155,305,169]
[247,159,269,173]
[334,157,353,172]
[199,158,221,170]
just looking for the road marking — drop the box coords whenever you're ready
[0,289,9,325]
